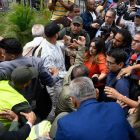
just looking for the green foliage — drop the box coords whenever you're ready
[3,2,34,46]
[0,1,51,46]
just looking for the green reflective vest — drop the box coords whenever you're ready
[0,81,28,130]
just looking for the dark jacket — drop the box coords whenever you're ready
[81,10,103,39]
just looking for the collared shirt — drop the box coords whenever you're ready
[41,39,67,83]
[23,37,44,57]
[89,11,97,20]
[125,22,140,37]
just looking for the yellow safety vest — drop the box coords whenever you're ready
[0,81,28,130]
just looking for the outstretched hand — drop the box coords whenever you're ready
[73,36,86,47]
[0,109,18,121]
[104,86,121,100]
[49,67,59,76]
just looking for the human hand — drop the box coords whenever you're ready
[64,35,71,46]
[73,36,86,47]
[0,36,4,41]
[117,66,133,79]
[70,56,75,65]
[49,67,59,76]
[91,23,100,29]
[117,100,127,108]
[20,111,36,125]
[42,132,50,137]
[128,108,138,114]
[0,109,18,121]
[128,5,135,13]
[104,86,121,100]
[68,42,79,49]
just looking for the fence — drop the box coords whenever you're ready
[1,0,86,12]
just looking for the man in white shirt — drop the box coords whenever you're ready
[116,9,140,37]
[41,23,67,122]
[23,24,44,57]
[96,9,116,37]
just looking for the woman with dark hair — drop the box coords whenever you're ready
[84,37,108,101]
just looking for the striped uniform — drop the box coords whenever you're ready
[49,0,74,21]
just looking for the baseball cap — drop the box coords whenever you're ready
[11,66,38,85]
[72,16,83,25]
[135,9,140,16]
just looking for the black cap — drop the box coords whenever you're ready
[11,66,38,85]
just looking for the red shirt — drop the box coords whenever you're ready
[84,53,108,87]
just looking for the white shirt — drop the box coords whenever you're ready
[23,37,44,57]
[41,39,67,80]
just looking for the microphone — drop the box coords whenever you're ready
[129,54,137,66]
[91,77,98,84]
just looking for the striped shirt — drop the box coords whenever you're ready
[41,39,67,80]
[49,0,74,21]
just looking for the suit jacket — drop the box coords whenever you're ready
[56,99,136,140]
[0,121,30,140]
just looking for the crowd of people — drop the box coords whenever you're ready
[0,0,140,139]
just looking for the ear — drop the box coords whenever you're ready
[118,62,124,69]
[95,88,99,100]
[80,24,83,29]
[70,97,76,106]
[10,55,16,60]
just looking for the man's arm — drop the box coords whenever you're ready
[48,0,56,11]
[104,86,139,108]
[117,65,140,79]
[59,0,74,10]
[101,0,109,12]
[116,16,125,27]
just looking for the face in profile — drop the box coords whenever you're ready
[89,42,97,56]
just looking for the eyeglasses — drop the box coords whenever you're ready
[106,60,116,66]
[132,39,140,43]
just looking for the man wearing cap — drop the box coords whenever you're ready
[59,16,90,50]
[40,23,69,122]
[0,66,38,130]
[58,16,90,70]
[116,9,140,37]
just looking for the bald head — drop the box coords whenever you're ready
[86,0,96,12]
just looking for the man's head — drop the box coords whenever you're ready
[86,0,96,12]
[113,29,132,48]
[32,24,44,38]
[70,16,83,34]
[134,10,140,27]
[69,4,80,18]
[71,65,89,81]
[0,38,23,61]
[69,77,99,108]
[131,31,140,53]
[11,66,38,89]
[105,9,116,25]
[106,48,128,72]
[45,23,60,39]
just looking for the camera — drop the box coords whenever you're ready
[117,2,128,16]
[100,25,112,40]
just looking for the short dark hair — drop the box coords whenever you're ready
[69,4,79,12]
[135,31,140,36]
[107,9,116,17]
[111,26,119,37]
[117,28,132,47]
[71,65,89,80]
[107,48,128,64]
[45,22,60,38]
[0,38,22,55]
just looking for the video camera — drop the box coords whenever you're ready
[100,25,111,39]
[117,2,128,16]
